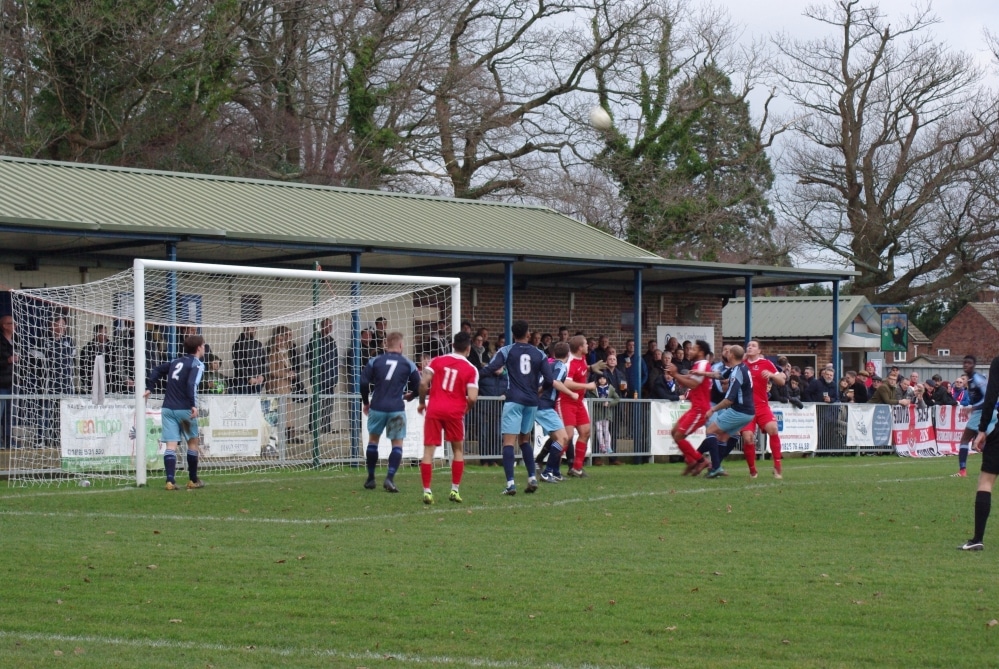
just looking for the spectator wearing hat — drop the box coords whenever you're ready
[868,372,910,405]
[926,375,957,407]
[849,370,870,403]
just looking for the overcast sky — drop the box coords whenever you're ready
[727,0,998,63]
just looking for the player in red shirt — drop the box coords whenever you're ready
[417,331,479,504]
[668,340,713,476]
[741,340,786,479]
[560,335,598,477]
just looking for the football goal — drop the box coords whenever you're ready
[8,259,459,486]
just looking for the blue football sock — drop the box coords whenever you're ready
[502,445,516,483]
[546,443,563,474]
[163,449,177,483]
[186,449,199,482]
[520,442,536,478]
[387,446,402,479]
[366,444,379,479]
[702,435,721,470]
[959,445,969,470]
[720,436,739,460]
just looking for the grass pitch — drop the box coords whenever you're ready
[1,457,996,668]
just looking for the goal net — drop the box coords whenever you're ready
[8,259,459,486]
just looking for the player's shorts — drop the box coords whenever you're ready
[709,408,754,437]
[981,427,999,475]
[675,407,708,436]
[967,409,983,434]
[535,407,564,435]
[423,415,464,447]
[502,402,537,435]
[161,407,199,443]
[557,400,590,427]
[367,410,407,441]
[744,405,777,433]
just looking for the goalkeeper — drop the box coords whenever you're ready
[144,335,206,491]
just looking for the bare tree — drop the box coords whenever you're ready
[775,0,999,304]
[585,0,786,263]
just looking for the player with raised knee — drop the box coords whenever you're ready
[667,340,713,477]
[741,340,787,479]
[537,341,578,483]
[700,345,755,473]
[360,331,421,493]
[483,319,553,495]
[417,331,479,505]
[144,334,206,490]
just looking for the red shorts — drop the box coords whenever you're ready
[675,407,708,436]
[558,400,590,427]
[423,415,464,447]
[743,406,777,434]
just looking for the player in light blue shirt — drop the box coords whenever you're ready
[957,355,991,477]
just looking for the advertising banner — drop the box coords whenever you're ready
[772,405,818,453]
[649,401,702,456]
[204,396,266,458]
[892,404,939,457]
[60,399,135,472]
[934,404,973,455]
[845,404,894,448]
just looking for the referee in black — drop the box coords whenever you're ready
[959,355,999,551]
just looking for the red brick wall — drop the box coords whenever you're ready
[933,308,999,361]
[460,285,724,352]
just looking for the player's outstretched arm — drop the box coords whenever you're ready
[553,379,579,402]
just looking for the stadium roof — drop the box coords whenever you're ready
[723,296,873,339]
[0,156,855,294]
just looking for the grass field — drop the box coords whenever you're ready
[1,456,996,668]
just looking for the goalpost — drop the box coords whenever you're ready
[9,259,459,486]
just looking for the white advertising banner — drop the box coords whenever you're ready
[60,399,135,471]
[772,405,818,453]
[845,404,894,448]
[891,404,939,457]
[649,401,703,456]
[204,396,266,458]
[361,401,443,460]
[933,404,973,455]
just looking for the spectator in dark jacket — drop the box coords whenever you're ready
[649,366,682,401]
[803,367,838,403]
[849,371,869,403]
[0,315,13,447]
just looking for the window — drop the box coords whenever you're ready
[893,351,907,363]
[937,348,950,357]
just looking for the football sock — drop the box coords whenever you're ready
[974,490,991,543]
[675,437,699,464]
[502,445,516,482]
[536,438,552,465]
[572,439,587,470]
[744,440,757,473]
[163,449,176,483]
[721,437,739,460]
[565,443,575,467]
[186,449,199,482]
[420,462,433,490]
[365,444,379,480]
[451,460,464,487]
[546,442,563,473]
[520,442,536,478]
[701,435,721,470]
[387,446,402,480]
[770,434,782,471]
[959,445,969,471]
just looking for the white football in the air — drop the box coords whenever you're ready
[589,106,612,131]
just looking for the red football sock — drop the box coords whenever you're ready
[451,460,464,486]
[770,434,782,470]
[675,437,700,463]
[573,440,588,470]
[420,462,433,489]
[744,441,757,473]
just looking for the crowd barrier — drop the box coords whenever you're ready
[1,394,980,473]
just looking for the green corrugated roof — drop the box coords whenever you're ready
[0,156,661,263]
[723,296,870,338]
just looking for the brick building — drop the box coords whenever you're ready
[931,302,999,363]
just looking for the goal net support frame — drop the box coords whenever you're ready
[131,259,461,487]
